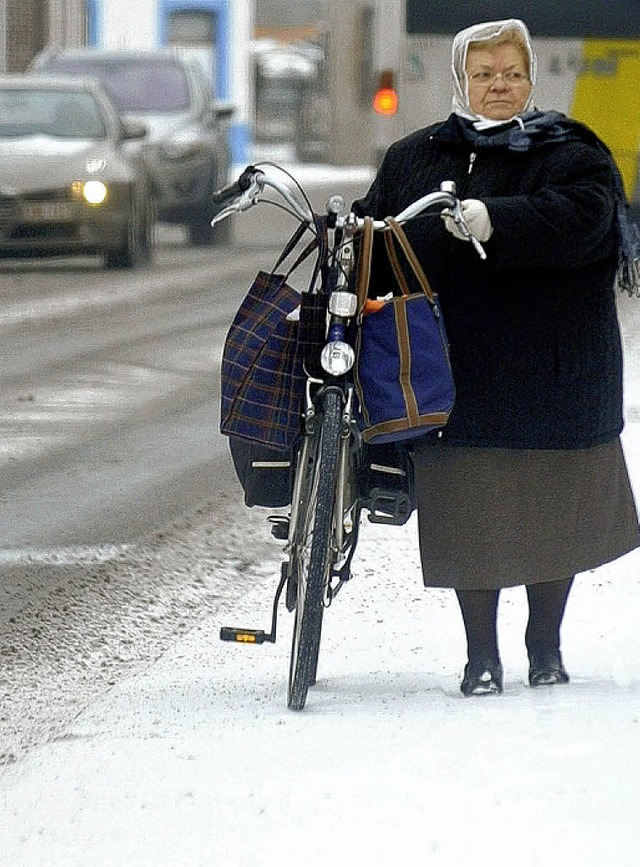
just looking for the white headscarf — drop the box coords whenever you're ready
[451,19,537,129]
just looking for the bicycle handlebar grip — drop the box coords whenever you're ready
[212,165,256,206]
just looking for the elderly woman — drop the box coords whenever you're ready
[354,19,639,696]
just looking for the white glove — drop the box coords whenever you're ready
[442,199,493,242]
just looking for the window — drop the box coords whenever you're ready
[0,89,106,139]
[45,57,191,112]
[168,10,216,46]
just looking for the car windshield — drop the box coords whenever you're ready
[0,89,107,139]
[44,57,191,112]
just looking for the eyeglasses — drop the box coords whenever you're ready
[469,71,529,86]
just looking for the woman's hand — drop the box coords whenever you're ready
[443,199,494,242]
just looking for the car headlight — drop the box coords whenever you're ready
[71,180,108,204]
[321,341,355,376]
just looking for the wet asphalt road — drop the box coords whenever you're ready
[0,171,374,551]
[0,234,254,549]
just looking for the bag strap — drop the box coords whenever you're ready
[312,214,329,293]
[385,217,436,303]
[384,229,412,297]
[356,215,436,313]
[272,220,311,270]
[356,215,374,314]
[271,220,318,276]
[271,215,329,295]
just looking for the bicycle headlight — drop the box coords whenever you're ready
[321,341,355,376]
[328,291,358,317]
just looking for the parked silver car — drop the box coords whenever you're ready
[32,48,234,245]
[0,75,153,268]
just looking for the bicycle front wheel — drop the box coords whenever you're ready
[288,387,343,710]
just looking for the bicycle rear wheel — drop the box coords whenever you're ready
[288,387,342,710]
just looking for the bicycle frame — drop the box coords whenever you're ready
[216,163,486,709]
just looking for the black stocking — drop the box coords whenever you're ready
[455,589,500,664]
[525,577,574,656]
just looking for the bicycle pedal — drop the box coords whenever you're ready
[366,487,413,526]
[220,627,273,644]
[269,516,290,540]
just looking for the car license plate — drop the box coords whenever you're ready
[20,202,75,222]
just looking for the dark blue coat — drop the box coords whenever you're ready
[353,114,624,449]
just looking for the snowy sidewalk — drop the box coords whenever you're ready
[1,499,639,866]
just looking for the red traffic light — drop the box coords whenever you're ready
[373,87,398,115]
[373,70,398,115]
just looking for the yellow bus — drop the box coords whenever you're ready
[373,1,640,218]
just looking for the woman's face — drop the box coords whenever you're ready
[465,42,532,120]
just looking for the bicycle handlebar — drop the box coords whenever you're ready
[211,165,256,207]
[211,164,487,259]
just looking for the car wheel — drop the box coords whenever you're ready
[187,210,232,247]
[139,198,155,264]
[186,166,233,246]
[104,198,153,269]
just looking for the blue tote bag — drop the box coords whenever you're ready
[354,216,455,444]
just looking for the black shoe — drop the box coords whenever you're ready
[528,651,569,687]
[460,660,503,696]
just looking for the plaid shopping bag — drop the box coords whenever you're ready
[220,221,327,451]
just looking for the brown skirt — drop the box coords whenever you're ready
[414,438,639,590]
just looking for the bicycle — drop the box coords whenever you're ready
[214,163,485,710]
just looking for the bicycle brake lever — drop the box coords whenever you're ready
[211,206,233,226]
[211,189,258,225]
[444,203,488,260]
[468,234,487,260]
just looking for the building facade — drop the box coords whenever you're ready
[0,0,252,163]
[0,0,88,73]
[0,0,393,166]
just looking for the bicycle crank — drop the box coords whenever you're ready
[219,569,286,645]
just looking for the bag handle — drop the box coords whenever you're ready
[271,221,320,285]
[384,229,412,297]
[271,220,313,272]
[384,217,436,303]
[272,215,329,294]
[356,215,374,314]
[356,215,436,314]
[311,214,329,293]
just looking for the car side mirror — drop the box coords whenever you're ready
[121,119,148,140]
